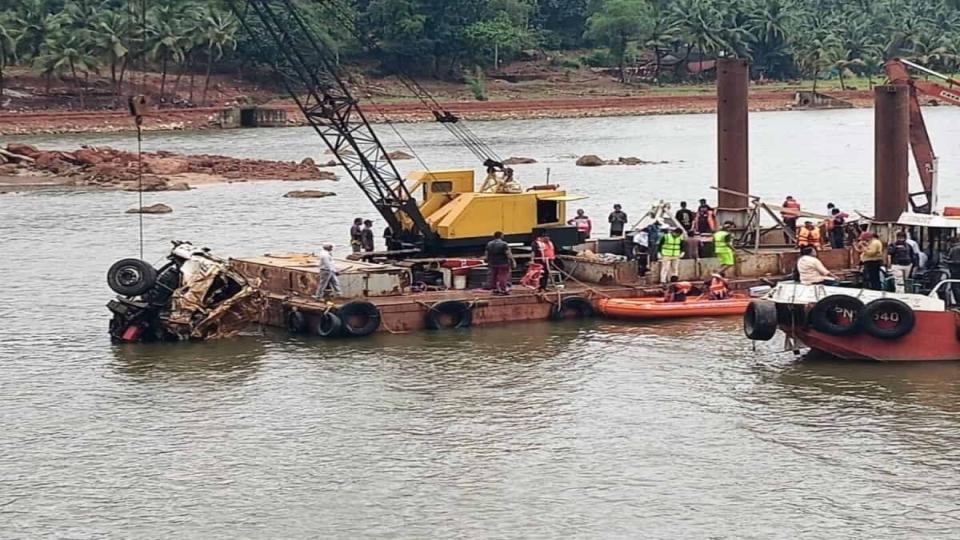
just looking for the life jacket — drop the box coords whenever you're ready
[890,242,914,266]
[534,238,556,260]
[781,199,801,219]
[573,216,591,233]
[675,281,692,294]
[709,276,729,297]
[696,208,717,232]
[660,233,683,257]
[797,226,821,247]
[713,230,732,255]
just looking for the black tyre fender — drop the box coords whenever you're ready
[107,258,157,297]
[316,311,344,338]
[287,310,307,334]
[426,300,473,330]
[339,300,381,337]
[551,296,594,320]
[808,295,864,336]
[860,299,916,340]
[743,301,778,341]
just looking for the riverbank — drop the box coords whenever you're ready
[0,89,875,136]
[0,143,337,193]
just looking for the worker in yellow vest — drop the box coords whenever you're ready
[658,227,684,283]
[713,221,736,274]
[796,220,823,251]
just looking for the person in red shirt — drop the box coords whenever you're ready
[781,196,801,242]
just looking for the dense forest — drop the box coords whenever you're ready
[1,0,959,104]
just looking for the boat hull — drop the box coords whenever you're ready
[783,310,960,362]
[600,297,751,320]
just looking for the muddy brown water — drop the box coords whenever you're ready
[3,109,960,537]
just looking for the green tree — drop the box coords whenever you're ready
[147,6,185,103]
[33,32,99,105]
[93,9,131,95]
[199,9,238,106]
[464,13,535,68]
[0,12,17,103]
[585,0,655,82]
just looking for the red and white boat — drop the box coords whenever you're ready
[743,282,959,362]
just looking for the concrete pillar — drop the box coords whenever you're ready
[874,85,910,222]
[717,58,749,216]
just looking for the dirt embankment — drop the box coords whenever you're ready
[0,92,875,136]
[0,143,337,192]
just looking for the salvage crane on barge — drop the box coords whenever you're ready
[226,0,581,255]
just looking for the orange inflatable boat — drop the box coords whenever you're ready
[598,296,751,320]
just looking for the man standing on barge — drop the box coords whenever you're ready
[315,244,342,299]
[486,231,515,295]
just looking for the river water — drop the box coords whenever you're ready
[3,110,960,537]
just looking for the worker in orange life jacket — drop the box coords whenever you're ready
[796,220,823,250]
[568,209,593,239]
[781,195,801,242]
[663,275,692,303]
[533,232,557,291]
[706,271,730,300]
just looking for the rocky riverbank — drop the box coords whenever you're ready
[0,143,337,192]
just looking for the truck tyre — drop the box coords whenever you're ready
[317,311,344,338]
[743,301,778,341]
[339,301,381,337]
[551,296,594,320]
[107,258,157,297]
[860,299,915,340]
[426,301,473,330]
[808,295,864,336]
[287,311,307,334]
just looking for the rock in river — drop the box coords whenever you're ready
[127,203,173,214]
[284,190,337,199]
[387,150,414,160]
[503,157,537,165]
[575,154,605,167]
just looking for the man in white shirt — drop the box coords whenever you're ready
[796,246,839,285]
[315,244,342,299]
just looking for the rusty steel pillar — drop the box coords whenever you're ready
[717,57,750,223]
[874,85,910,222]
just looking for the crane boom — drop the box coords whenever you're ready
[883,58,960,214]
[226,0,437,250]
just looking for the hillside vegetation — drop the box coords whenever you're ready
[0,0,959,108]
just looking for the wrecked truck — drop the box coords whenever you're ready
[106,241,263,344]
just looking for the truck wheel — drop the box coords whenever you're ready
[808,295,864,336]
[551,296,594,320]
[426,301,473,329]
[860,299,915,340]
[339,301,381,337]
[743,301,778,341]
[107,258,157,297]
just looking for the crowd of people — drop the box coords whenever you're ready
[308,197,947,301]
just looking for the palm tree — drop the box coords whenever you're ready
[745,0,796,79]
[14,1,60,61]
[33,33,99,107]
[671,0,728,78]
[94,10,132,95]
[645,9,680,85]
[199,10,238,106]
[147,7,185,103]
[0,13,18,103]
